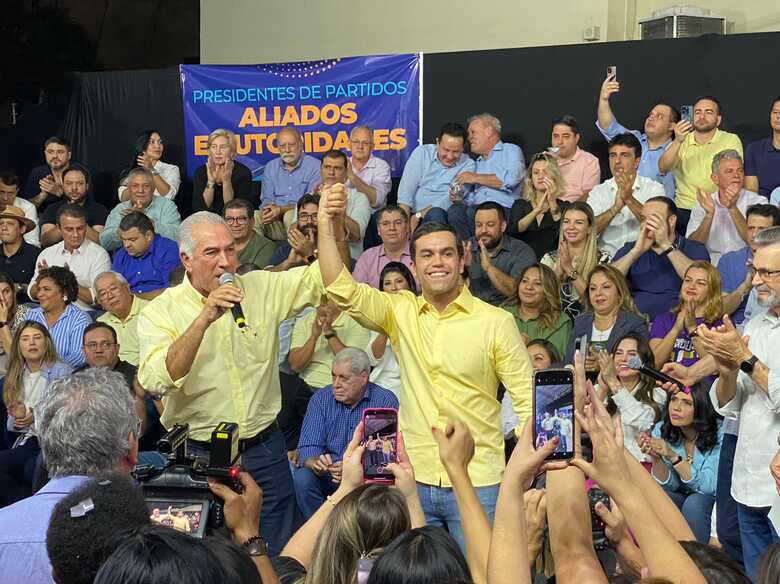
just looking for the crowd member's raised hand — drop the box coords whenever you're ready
[673,118,693,142]
[771,448,780,496]
[386,429,426,528]
[523,489,547,565]
[594,499,645,575]
[599,72,620,101]
[697,314,751,370]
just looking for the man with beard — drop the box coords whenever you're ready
[223,198,277,269]
[700,226,780,581]
[596,73,678,197]
[659,95,743,233]
[259,126,321,239]
[465,201,535,306]
[316,183,533,554]
[266,194,321,271]
[22,137,77,213]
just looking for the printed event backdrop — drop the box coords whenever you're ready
[179,54,421,180]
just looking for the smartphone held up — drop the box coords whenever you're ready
[362,408,398,484]
[532,369,576,460]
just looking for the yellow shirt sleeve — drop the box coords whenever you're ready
[492,310,534,430]
[290,309,316,351]
[325,266,398,338]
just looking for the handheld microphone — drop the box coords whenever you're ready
[627,356,684,389]
[217,273,246,328]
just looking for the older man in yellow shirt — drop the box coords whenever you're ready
[95,271,148,366]
[317,183,533,553]
[137,211,323,555]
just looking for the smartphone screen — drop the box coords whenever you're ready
[533,369,575,460]
[681,105,693,124]
[362,408,398,483]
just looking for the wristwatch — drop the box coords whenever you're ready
[740,355,759,375]
[671,455,684,466]
[660,244,676,257]
[324,332,337,340]
[242,535,268,557]
[415,211,422,221]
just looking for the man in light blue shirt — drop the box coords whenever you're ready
[595,72,678,198]
[261,126,321,211]
[448,113,525,240]
[100,168,181,251]
[397,122,474,231]
[0,369,139,584]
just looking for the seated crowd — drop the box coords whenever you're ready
[0,79,779,584]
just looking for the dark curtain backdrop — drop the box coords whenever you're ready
[4,31,779,216]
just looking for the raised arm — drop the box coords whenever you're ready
[318,184,350,287]
[596,74,619,132]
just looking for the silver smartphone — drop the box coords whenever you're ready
[681,105,693,124]
[607,65,617,79]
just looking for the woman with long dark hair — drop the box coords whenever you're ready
[638,383,722,543]
[118,129,181,201]
[0,271,31,376]
[366,262,417,396]
[0,321,71,506]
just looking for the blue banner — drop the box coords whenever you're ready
[179,54,421,180]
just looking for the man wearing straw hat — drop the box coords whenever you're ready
[0,205,40,301]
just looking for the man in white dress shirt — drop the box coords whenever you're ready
[686,149,765,264]
[701,226,780,581]
[589,133,666,257]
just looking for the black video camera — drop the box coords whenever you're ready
[134,422,242,538]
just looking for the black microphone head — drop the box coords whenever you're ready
[218,273,235,286]
[627,356,644,370]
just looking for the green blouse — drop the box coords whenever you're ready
[503,305,573,361]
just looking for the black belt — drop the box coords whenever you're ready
[188,421,279,453]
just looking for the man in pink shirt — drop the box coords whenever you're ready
[551,115,601,202]
[348,125,392,210]
[352,204,413,289]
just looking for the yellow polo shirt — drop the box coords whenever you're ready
[674,129,743,210]
[98,296,149,366]
[290,310,370,389]
[325,266,533,487]
[137,266,323,441]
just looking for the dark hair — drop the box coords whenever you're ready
[133,130,161,161]
[650,101,681,124]
[93,525,235,584]
[0,171,20,187]
[168,265,186,286]
[63,163,91,185]
[57,203,87,225]
[322,149,347,166]
[437,122,467,143]
[526,338,561,364]
[367,526,473,584]
[771,96,780,110]
[377,204,409,223]
[236,263,261,275]
[679,541,750,584]
[474,201,506,221]
[695,95,722,115]
[379,261,417,294]
[224,198,254,216]
[608,133,642,158]
[83,321,118,345]
[645,195,677,217]
[606,333,662,422]
[119,211,155,234]
[746,204,780,226]
[37,266,79,305]
[410,222,462,261]
[758,541,780,584]
[203,537,261,584]
[552,114,580,134]
[297,193,320,211]
[660,383,720,453]
[46,473,151,584]
[45,136,71,150]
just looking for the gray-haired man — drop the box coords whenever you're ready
[0,369,139,583]
[686,149,765,264]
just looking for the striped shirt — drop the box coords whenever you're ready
[27,304,92,368]
[297,382,398,462]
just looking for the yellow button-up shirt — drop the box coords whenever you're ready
[673,129,743,210]
[290,309,370,389]
[137,266,323,441]
[98,296,149,366]
[325,267,533,487]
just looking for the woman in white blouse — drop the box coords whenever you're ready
[596,332,667,466]
[0,321,71,506]
[118,129,181,201]
[365,262,417,396]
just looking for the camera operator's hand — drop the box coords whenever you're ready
[207,471,263,544]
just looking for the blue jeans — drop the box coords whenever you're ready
[665,489,715,543]
[293,466,338,520]
[189,427,295,556]
[716,433,743,566]
[737,503,779,582]
[416,482,499,555]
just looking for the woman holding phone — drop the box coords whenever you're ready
[117,129,181,201]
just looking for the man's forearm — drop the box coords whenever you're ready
[624,195,643,221]
[446,466,491,584]
[595,206,620,234]
[485,265,518,298]
[596,99,615,131]
[165,314,209,382]
[40,226,62,247]
[350,173,377,207]
[716,370,739,407]
[666,249,695,278]
[288,334,317,372]
[610,248,640,275]
[658,141,681,173]
[729,208,749,245]
[77,285,94,306]
[687,215,713,244]
[318,215,346,287]
[344,216,362,242]
[470,174,504,190]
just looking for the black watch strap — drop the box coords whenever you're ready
[671,455,683,466]
[242,535,268,557]
[740,355,759,374]
[660,244,675,257]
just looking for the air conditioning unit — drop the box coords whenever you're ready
[639,5,726,39]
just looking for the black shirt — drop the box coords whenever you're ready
[2,241,40,302]
[192,161,257,215]
[40,199,109,227]
[22,164,97,213]
[507,199,571,260]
